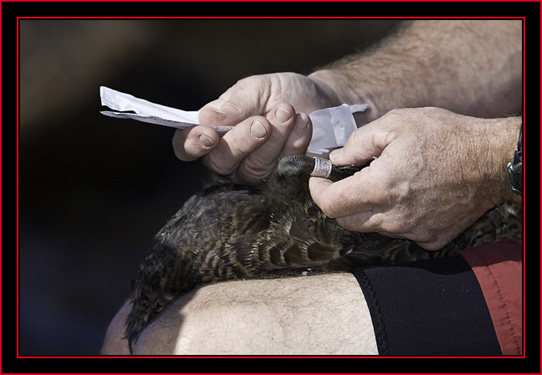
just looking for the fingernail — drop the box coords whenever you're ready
[199,134,214,148]
[276,106,292,123]
[295,113,309,130]
[250,120,267,138]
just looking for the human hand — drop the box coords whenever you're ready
[172,72,340,183]
[309,107,520,250]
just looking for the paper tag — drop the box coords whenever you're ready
[306,103,368,156]
[100,86,233,135]
[100,86,368,154]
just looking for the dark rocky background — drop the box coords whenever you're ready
[18,18,401,355]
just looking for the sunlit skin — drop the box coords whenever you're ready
[103,20,522,355]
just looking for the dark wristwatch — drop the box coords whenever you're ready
[507,126,523,195]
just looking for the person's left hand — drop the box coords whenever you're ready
[172,73,340,183]
[309,107,519,250]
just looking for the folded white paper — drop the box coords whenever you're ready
[307,104,368,155]
[100,86,368,155]
[100,86,234,135]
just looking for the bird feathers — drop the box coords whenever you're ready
[125,155,522,351]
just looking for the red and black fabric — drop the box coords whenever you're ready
[352,239,522,356]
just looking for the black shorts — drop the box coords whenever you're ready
[352,239,522,356]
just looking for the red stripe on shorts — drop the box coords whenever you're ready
[452,239,523,355]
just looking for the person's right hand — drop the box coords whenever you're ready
[172,72,340,183]
[309,107,521,250]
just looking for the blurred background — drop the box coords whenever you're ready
[18,18,401,355]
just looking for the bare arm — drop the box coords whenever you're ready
[173,21,522,182]
[310,20,523,123]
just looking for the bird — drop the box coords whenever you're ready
[125,155,522,352]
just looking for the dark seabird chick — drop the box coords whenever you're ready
[125,155,522,351]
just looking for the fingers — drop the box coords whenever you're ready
[172,125,220,162]
[173,87,267,163]
[174,73,318,182]
[311,174,459,251]
[307,112,407,234]
[279,113,312,158]
[309,171,379,219]
[329,112,399,166]
[203,116,272,177]
[235,105,311,182]
[173,101,312,183]
[200,103,311,183]
[308,174,386,234]
[309,175,411,239]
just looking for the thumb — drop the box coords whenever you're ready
[330,122,395,167]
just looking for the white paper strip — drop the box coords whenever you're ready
[100,86,233,135]
[100,86,367,154]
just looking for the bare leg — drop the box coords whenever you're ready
[101,301,131,355]
[132,273,378,355]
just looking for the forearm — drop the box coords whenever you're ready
[310,20,522,123]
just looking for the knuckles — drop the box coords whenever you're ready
[203,154,237,177]
[238,157,276,183]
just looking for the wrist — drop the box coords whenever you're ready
[308,70,348,106]
[507,126,523,196]
[480,117,523,206]
[309,69,383,126]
